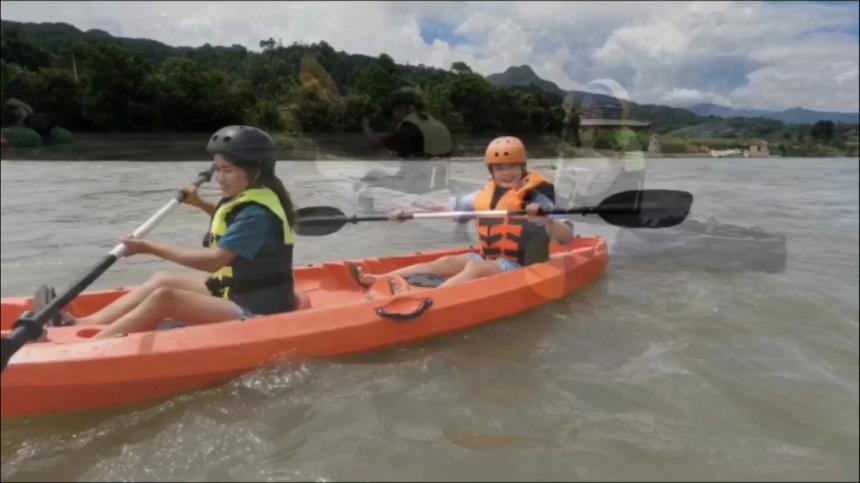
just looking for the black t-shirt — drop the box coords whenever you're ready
[380,121,425,158]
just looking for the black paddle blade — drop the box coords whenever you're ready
[1,336,24,373]
[295,206,349,236]
[595,189,693,228]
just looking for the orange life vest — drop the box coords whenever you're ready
[473,172,555,265]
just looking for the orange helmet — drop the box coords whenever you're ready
[485,136,526,166]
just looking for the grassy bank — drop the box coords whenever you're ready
[0,131,605,161]
[2,131,857,161]
[655,136,858,157]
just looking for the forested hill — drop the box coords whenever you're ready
[2,19,857,150]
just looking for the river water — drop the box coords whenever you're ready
[0,156,857,481]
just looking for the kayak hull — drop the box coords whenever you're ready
[1,238,607,419]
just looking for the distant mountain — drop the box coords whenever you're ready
[0,20,199,67]
[486,64,709,132]
[487,65,860,127]
[686,103,859,125]
[486,65,568,99]
[487,65,631,112]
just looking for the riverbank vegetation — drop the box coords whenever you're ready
[2,20,857,157]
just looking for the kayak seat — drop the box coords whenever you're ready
[403,274,448,288]
[31,285,76,327]
[346,261,448,290]
[156,319,187,331]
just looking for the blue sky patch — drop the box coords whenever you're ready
[795,23,860,41]
[787,1,859,40]
[419,19,470,47]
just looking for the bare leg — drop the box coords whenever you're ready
[294,288,311,310]
[75,272,208,326]
[93,287,240,339]
[359,253,471,286]
[437,259,503,288]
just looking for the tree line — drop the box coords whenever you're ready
[1,20,856,157]
[1,23,565,135]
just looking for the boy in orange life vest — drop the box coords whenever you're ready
[358,136,576,289]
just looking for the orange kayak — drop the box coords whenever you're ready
[1,238,607,419]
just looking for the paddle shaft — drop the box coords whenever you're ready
[411,204,656,219]
[295,190,691,237]
[1,166,214,372]
[299,203,659,224]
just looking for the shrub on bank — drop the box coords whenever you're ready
[3,127,43,147]
[50,126,75,145]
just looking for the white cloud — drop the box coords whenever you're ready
[661,88,734,107]
[1,1,857,112]
[730,34,860,111]
[590,2,859,111]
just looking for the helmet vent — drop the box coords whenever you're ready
[484,136,525,166]
[212,135,218,141]
[224,136,232,143]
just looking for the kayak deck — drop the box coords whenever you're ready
[1,238,607,419]
[0,246,480,336]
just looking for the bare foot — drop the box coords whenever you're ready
[53,312,77,326]
[348,263,384,288]
[359,272,379,287]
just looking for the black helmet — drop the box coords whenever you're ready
[388,86,425,110]
[206,125,276,171]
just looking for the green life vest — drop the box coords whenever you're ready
[205,188,295,314]
[398,112,453,156]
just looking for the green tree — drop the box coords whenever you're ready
[151,57,251,130]
[259,38,276,50]
[34,67,87,128]
[299,52,340,101]
[283,79,335,132]
[450,61,473,74]
[0,60,41,106]
[378,53,396,71]
[245,98,284,131]
[331,93,376,132]
[495,89,528,133]
[425,83,459,130]
[78,44,155,130]
[443,72,498,132]
[594,127,643,151]
[354,60,409,106]
[0,28,52,70]
[811,120,834,142]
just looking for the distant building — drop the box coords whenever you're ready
[579,118,653,138]
[710,148,742,158]
[746,140,769,158]
[647,134,662,153]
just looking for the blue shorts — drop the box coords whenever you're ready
[156,304,258,331]
[234,304,259,321]
[467,252,522,273]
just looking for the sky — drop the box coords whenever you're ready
[2,1,858,112]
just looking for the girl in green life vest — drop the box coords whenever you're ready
[68,126,306,339]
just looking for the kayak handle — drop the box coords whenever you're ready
[376,298,434,323]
